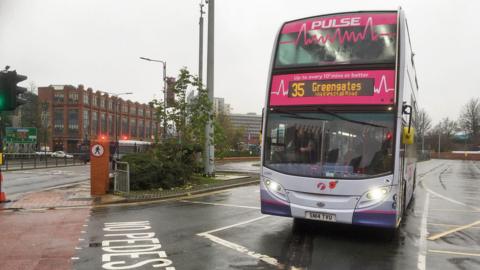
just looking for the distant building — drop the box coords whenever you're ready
[38,84,160,152]
[186,94,231,115]
[230,112,262,145]
[213,97,231,115]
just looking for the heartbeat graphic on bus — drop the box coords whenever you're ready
[272,79,288,96]
[280,17,395,46]
[374,75,394,94]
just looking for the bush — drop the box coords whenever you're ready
[121,140,203,190]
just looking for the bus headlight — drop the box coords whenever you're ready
[264,179,288,201]
[357,186,391,208]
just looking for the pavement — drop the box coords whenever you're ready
[2,165,90,199]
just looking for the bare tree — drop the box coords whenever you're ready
[459,98,480,140]
[414,109,432,151]
[439,117,457,138]
[431,117,457,152]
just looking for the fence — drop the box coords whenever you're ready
[114,161,130,194]
[1,152,88,171]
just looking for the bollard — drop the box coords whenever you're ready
[0,168,8,203]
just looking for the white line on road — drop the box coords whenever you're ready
[417,193,430,270]
[429,249,480,257]
[428,220,480,241]
[197,216,277,266]
[199,233,279,266]
[424,187,480,211]
[180,200,260,210]
[198,216,267,235]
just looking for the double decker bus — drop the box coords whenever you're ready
[261,8,418,229]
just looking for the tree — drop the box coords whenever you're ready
[431,117,457,152]
[414,109,432,151]
[459,98,480,142]
[214,111,246,157]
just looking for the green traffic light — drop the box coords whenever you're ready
[0,70,27,111]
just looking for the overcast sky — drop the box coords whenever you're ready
[1,0,479,124]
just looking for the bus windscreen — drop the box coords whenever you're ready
[275,12,397,68]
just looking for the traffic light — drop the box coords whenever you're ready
[0,70,27,111]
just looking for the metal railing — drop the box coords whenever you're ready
[1,152,89,171]
[114,161,130,194]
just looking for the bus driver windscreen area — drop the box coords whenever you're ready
[264,111,394,179]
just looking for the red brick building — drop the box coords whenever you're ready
[38,84,160,152]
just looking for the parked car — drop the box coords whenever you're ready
[51,151,73,158]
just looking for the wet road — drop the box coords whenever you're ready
[2,165,90,198]
[216,160,260,173]
[74,159,480,270]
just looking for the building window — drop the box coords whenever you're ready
[122,118,128,136]
[100,97,106,109]
[138,108,144,117]
[54,109,64,135]
[146,120,151,139]
[83,94,90,105]
[92,96,98,107]
[83,110,90,137]
[153,122,158,138]
[108,100,113,111]
[92,111,98,135]
[54,91,64,104]
[68,92,79,104]
[130,119,137,137]
[122,104,128,113]
[68,109,79,135]
[101,112,107,134]
[130,106,136,116]
[139,120,144,138]
[108,114,114,136]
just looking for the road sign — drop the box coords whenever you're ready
[91,144,104,157]
[5,127,37,143]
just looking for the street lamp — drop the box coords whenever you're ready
[139,57,167,140]
[100,91,132,159]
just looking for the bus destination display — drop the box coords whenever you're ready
[270,70,395,106]
[288,79,374,98]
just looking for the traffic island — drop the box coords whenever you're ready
[101,173,259,204]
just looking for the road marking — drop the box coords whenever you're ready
[424,186,480,211]
[429,249,480,257]
[417,193,430,270]
[197,216,277,266]
[101,220,175,269]
[199,232,279,266]
[71,257,79,260]
[199,216,267,235]
[180,200,260,210]
[428,222,480,229]
[428,220,480,241]
[429,209,480,213]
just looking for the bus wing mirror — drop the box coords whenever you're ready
[402,127,415,145]
[402,104,413,132]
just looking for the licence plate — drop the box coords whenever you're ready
[305,212,336,222]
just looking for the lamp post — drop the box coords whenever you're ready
[139,57,167,140]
